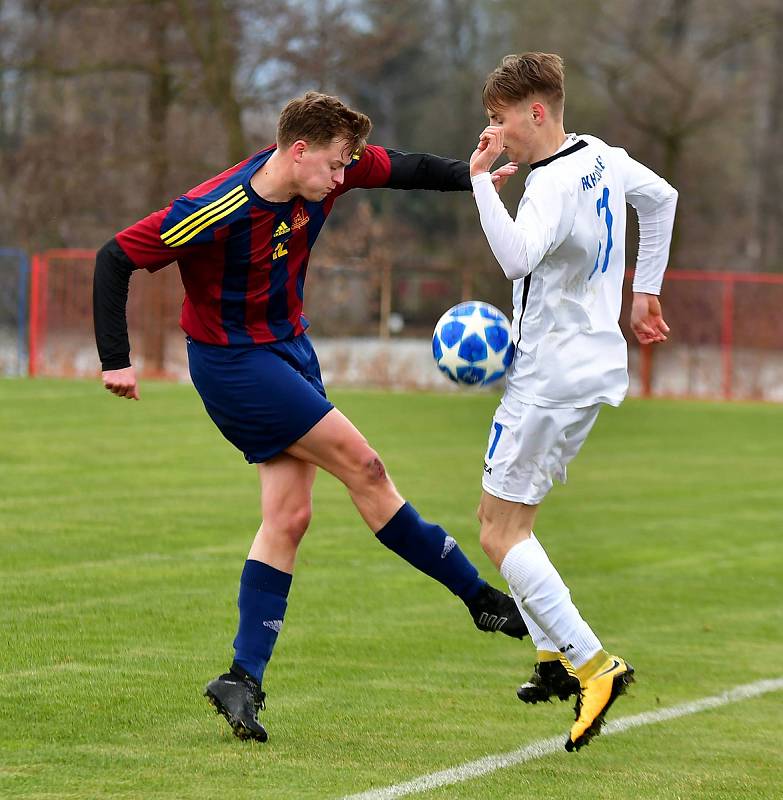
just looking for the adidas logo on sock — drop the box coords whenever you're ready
[262,619,283,632]
[441,536,457,559]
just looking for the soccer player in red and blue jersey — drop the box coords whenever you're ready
[94,92,523,742]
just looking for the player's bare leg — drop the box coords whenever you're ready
[288,408,528,639]
[286,407,404,530]
[479,490,632,750]
[205,454,316,742]
[476,491,537,569]
[249,454,317,572]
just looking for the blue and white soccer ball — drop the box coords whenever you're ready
[432,301,514,386]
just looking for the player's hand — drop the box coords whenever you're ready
[490,161,518,193]
[102,366,140,400]
[470,126,504,177]
[630,293,669,345]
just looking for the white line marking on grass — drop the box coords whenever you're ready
[342,677,783,800]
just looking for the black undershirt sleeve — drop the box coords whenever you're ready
[93,238,135,371]
[385,150,471,192]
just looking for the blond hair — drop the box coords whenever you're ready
[483,53,565,114]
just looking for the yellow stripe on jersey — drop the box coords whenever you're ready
[161,184,244,243]
[165,194,249,247]
[161,185,248,247]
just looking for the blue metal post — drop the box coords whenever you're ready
[0,247,30,376]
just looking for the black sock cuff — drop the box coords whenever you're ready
[230,661,261,686]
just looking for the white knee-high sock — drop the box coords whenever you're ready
[500,534,602,668]
[509,587,559,653]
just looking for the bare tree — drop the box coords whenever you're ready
[575,0,771,268]
[758,1,783,270]
[174,0,246,163]
[0,0,780,281]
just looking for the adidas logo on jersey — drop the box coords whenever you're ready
[441,535,457,559]
[274,221,290,237]
[262,619,283,633]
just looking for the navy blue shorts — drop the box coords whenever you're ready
[187,334,334,464]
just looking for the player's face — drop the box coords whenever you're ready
[487,102,537,164]
[294,138,354,201]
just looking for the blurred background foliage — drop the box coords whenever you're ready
[1,0,781,278]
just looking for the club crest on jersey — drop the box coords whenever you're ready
[291,209,309,231]
[273,221,290,237]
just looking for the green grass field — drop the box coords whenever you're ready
[1,379,782,800]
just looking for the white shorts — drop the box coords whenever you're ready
[481,396,601,505]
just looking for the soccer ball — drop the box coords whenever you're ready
[432,301,514,386]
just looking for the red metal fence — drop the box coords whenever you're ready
[25,249,783,400]
[29,249,184,378]
[622,269,783,400]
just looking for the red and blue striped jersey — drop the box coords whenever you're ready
[116,144,395,345]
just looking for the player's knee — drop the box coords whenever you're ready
[345,444,391,491]
[363,451,389,485]
[478,511,507,562]
[269,503,312,545]
[291,503,313,538]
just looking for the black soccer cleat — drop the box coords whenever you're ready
[466,583,528,640]
[204,664,268,742]
[517,659,580,704]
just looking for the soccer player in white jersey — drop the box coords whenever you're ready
[468,53,677,751]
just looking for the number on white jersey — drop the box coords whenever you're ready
[589,186,614,280]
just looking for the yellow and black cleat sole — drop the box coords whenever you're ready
[565,663,635,752]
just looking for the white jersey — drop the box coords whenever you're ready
[471,133,677,408]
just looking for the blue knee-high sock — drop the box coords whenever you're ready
[375,502,484,602]
[232,560,292,685]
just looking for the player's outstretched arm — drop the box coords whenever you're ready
[94,238,140,400]
[342,144,516,195]
[630,292,669,345]
[385,149,518,191]
[384,149,472,191]
[489,161,519,193]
